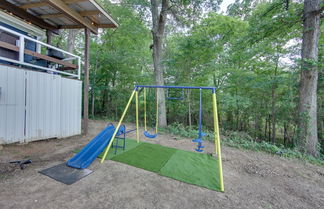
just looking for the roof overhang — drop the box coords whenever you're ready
[0,0,118,35]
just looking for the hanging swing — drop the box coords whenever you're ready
[192,88,206,152]
[143,87,158,138]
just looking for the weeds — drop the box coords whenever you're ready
[161,123,324,165]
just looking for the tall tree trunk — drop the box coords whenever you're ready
[67,29,78,55]
[271,54,279,144]
[297,0,321,156]
[150,0,168,127]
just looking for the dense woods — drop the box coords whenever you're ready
[55,0,323,158]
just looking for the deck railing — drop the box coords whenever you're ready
[0,25,81,79]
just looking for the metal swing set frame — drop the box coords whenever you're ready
[100,85,224,192]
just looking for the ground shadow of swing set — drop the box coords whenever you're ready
[39,85,224,192]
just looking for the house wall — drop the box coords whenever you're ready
[0,66,25,144]
[0,65,82,144]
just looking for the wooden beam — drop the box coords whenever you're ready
[20,0,87,9]
[94,24,117,28]
[0,41,19,51]
[21,2,47,9]
[83,28,90,135]
[59,23,116,29]
[89,0,118,28]
[24,49,77,69]
[47,0,98,34]
[41,10,100,19]
[0,0,59,33]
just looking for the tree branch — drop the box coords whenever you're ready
[156,0,169,35]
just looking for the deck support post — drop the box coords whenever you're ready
[83,27,90,135]
[46,30,52,44]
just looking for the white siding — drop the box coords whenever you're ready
[60,78,82,138]
[0,66,82,144]
[0,66,25,144]
[25,71,62,142]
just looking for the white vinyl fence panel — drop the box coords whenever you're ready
[0,66,82,144]
[0,66,25,144]
[60,78,82,138]
[25,70,62,142]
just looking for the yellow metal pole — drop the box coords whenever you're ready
[100,89,136,163]
[144,88,147,131]
[135,90,140,143]
[213,91,224,192]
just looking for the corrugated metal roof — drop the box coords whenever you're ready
[4,0,118,32]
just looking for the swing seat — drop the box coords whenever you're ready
[192,138,202,143]
[144,131,158,138]
[195,148,204,152]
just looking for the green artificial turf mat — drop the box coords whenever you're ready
[73,139,221,191]
[99,138,143,160]
[159,150,221,191]
[111,143,177,172]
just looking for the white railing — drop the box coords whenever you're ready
[0,25,81,79]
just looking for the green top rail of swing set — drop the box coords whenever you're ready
[135,85,217,93]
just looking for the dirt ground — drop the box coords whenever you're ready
[0,120,323,209]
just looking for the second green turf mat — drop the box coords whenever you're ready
[159,150,220,191]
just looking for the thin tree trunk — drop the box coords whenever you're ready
[297,0,321,156]
[264,117,268,140]
[284,123,289,146]
[271,54,279,144]
[235,88,239,130]
[91,56,98,117]
[268,114,271,142]
[150,0,168,127]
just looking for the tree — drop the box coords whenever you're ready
[150,0,168,127]
[124,0,221,128]
[297,0,322,156]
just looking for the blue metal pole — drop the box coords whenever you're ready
[135,85,216,92]
[198,88,202,138]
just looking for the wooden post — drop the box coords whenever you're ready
[46,30,52,44]
[83,28,90,135]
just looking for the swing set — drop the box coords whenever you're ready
[100,85,224,192]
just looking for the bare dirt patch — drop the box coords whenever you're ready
[0,120,323,209]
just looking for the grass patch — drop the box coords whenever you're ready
[112,143,176,172]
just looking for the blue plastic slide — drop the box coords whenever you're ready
[67,124,116,169]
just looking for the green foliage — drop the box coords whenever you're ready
[162,123,324,165]
[85,0,322,157]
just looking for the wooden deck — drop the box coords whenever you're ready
[0,40,78,70]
